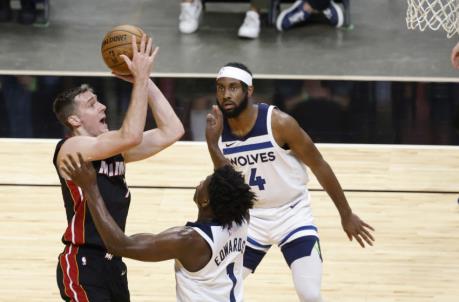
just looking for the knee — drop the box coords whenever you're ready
[295,285,321,302]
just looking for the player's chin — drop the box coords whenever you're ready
[100,125,109,133]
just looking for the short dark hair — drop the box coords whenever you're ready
[208,165,255,229]
[223,62,253,92]
[53,84,92,130]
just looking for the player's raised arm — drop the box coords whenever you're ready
[206,105,230,169]
[56,34,155,171]
[122,79,184,162]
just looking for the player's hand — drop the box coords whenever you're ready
[61,153,97,189]
[206,105,223,145]
[112,71,134,83]
[451,42,459,69]
[120,34,159,81]
[341,212,375,248]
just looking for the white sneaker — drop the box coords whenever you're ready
[238,10,260,39]
[179,0,202,34]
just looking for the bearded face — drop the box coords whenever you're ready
[216,78,250,119]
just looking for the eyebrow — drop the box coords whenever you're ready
[217,80,241,87]
[86,95,96,104]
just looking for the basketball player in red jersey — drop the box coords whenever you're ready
[52,35,184,301]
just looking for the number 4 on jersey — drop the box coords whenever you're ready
[249,168,266,190]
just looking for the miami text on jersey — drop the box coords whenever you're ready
[98,160,125,177]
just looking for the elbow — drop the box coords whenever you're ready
[121,130,143,148]
[107,245,127,258]
[170,125,185,144]
[175,123,185,141]
[129,133,143,146]
[105,240,129,257]
[166,121,185,143]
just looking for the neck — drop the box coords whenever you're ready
[73,127,90,137]
[227,103,258,137]
[196,208,215,224]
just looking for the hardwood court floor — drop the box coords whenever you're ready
[1,186,458,301]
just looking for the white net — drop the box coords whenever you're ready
[406,0,459,38]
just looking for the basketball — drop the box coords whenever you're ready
[101,25,146,75]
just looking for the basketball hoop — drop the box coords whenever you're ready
[406,0,459,38]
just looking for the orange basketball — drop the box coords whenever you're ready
[101,25,147,75]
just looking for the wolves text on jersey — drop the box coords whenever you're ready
[229,151,276,167]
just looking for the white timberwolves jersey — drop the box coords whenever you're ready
[219,103,310,209]
[175,220,248,302]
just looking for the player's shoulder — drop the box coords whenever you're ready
[173,226,210,254]
[271,107,299,129]
[57,136,95,155]
[173,226,205,243]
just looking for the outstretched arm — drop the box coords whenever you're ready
[60,153,207,265]
[121,78,185,162]
[206,105,230,169]
[272,109,375,248]
[57,35,156,172]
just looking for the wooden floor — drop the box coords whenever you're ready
[0,139,458,301]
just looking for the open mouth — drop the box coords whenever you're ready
[223,101,235,110]
[100,117,107,125]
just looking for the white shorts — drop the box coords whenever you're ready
[247,196,318,252]
[243,197,321,272]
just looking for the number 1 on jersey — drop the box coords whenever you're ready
[249,168,266,190]
[226,262,236,302]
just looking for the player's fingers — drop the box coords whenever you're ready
[362,221,375,231]
[61,166,70,177]
[206,113,215,124]
[212,105,220,115]
[215,107,223,120]
[61,158,73,173]
[361,232,374,246]
[345,231,352,241]
[120,55,132,70]
[150,47,159,60]
[131,35,138,53]
[354,234,365,248]
[145,37,153,56]
[139,34,146,54]
[77,152,84,164]
[361,226,375,242]
[77,153,89,169]
[67,153,80,169]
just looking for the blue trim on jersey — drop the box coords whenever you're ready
[247,236,272,249]
[278,225,318,246]
[226,263,237,302]
[221,103,269,142]
[186,221,221,242]
[243,246,267,272]
[223,141,273,155]
[280,236,320,267]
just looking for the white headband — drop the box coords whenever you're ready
[216,66,253,86]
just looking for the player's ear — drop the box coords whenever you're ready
[248,85,254,97]
[200,199,210,208]
[67,114,81,128]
